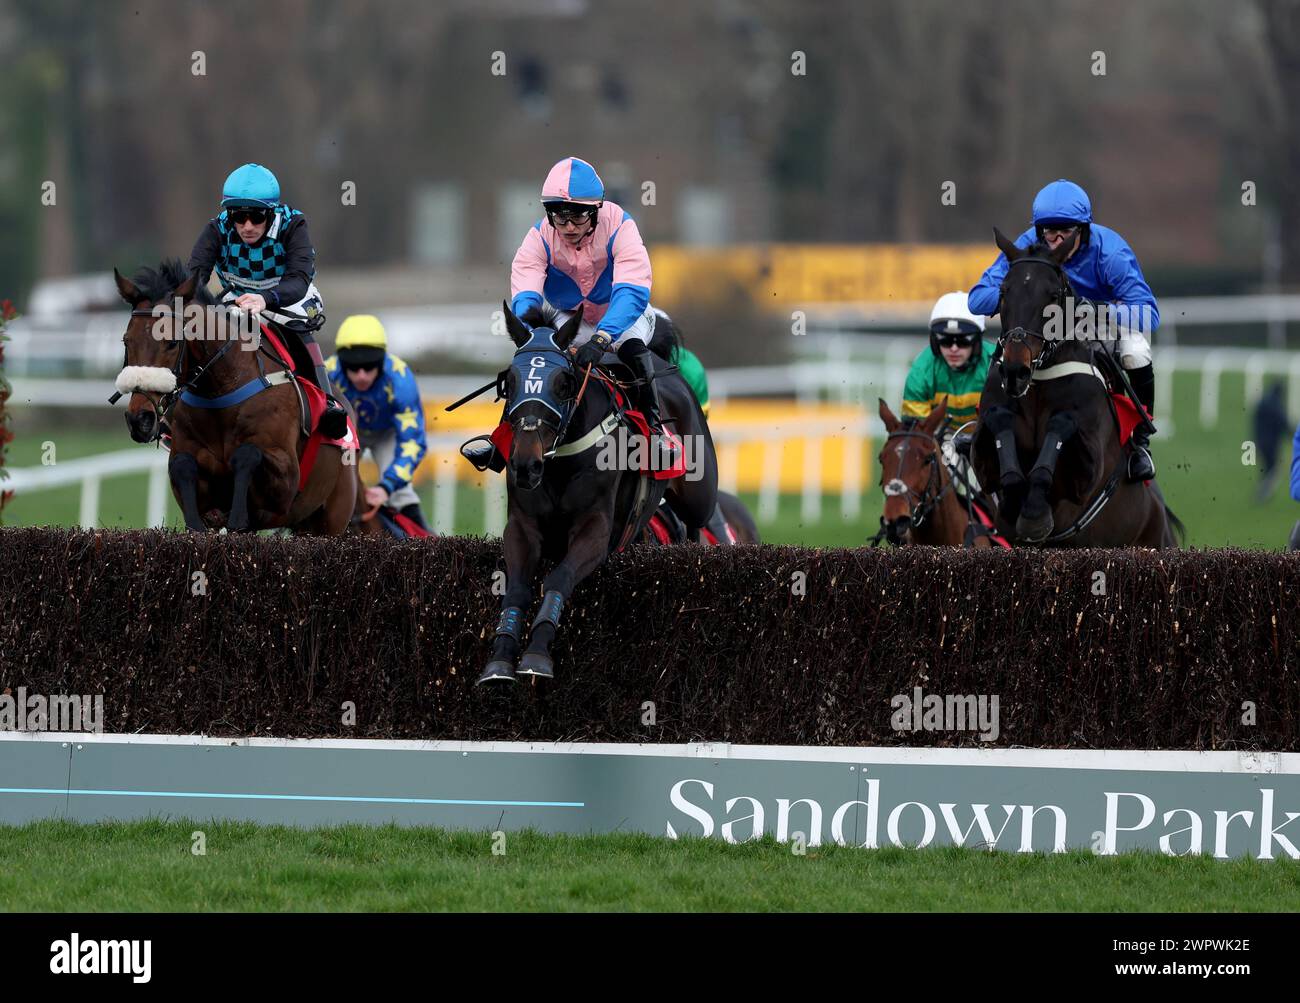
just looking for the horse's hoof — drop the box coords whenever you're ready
[516,651,554,679]
[476,660,517,685]
[1016,511,1053,544]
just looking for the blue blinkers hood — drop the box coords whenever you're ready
[506,325,573,423]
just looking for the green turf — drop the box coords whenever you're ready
[2,368,1297,547]
[0,820,1296,912]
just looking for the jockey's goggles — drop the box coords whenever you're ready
[545,205,598,227]
[228,209,269,226]
[932,329,979,348]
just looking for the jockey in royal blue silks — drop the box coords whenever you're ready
[325,314,430,531]
[968,179,1160,481]
[187,163,349,439]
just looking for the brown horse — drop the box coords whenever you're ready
[874,399,983,547]
[114,260,357,534]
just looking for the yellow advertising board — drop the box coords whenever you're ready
[649,244,993,308]
[357,399,874,496]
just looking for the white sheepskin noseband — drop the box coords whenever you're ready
[115,366,178,395]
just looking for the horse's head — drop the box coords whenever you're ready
[502,303,582,490]
[877,398,948,545]
[113,260,207,442]
[993,227,1072,398]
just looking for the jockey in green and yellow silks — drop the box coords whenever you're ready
[901,291,994,434]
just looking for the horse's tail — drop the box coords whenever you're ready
[1147,478,1187,547]
[649,308,682,362]
[1164,502,1187,547]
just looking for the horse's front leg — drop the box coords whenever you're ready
[477,513,543,685]
[979,405,1029,527]
[226,442,264,532]
[516,509,612,680]
[169,451,208,532]
[1016,410,1078,544]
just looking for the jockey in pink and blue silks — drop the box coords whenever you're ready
[465,156,674,472]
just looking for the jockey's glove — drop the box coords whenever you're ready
[575,332,613,369]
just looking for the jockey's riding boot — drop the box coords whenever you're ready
[317,397,348,439]
[1127,363,1156,481]
[312,363,349,439]
[303,354,349,439]
[616,339,679,467]
[294,325,348,439]
[1128,429,1155,481]
[399,503,430,532]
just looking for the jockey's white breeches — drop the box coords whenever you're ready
[554,303,658,349]
[1116,328,1152,369]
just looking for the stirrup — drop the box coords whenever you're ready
[1127,446,1155,482]
[648,421,681,468]
[460,435,503,472]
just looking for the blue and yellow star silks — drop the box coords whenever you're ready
[324,352,428,494]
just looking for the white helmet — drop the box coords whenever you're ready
[928,291,986,335]
[928,292,985,371]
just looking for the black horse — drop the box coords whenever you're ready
[477,304,721,684]
[971,229,1183,548]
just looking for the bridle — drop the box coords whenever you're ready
[870,426,955,545]
[997,255,1073,397]
[112,305,247,442]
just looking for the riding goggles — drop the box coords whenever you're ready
[545,205,598,228]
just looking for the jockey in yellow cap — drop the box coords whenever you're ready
[325,315,429,530]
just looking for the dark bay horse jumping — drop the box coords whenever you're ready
[477,304,721,685]
[971,230,1183,548]
[114,260,358,534]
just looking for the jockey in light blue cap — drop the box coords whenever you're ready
[186,163,349,438]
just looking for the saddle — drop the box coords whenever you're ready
[258,325,357,490]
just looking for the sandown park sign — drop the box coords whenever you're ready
[649,244,995,308]
[1,734,1296,860]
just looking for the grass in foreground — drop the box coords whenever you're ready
[1,820,1298,912]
